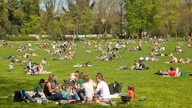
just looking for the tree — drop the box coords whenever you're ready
[161,0,181,37]
[124,0,162,39]
[63,0,95,39]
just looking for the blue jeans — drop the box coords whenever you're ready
[96,94,101,99]
[63,93,80,100]
[46,93,69,101]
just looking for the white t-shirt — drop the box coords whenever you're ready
[68,73,76,81]
[115,44,118,48]
[96,81,110,99]
[80,82,94,99]
[53,45,55,49]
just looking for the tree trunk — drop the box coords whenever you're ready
[105,22,107,35]
[139,29,142,39]
[73,29,75,43]
[166,24,168,37]
[175,24,177,38]
[191,29,192,37]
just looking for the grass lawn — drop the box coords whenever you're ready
[0,39,192,108]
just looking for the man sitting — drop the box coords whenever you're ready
[52,75,61,89]
[94,73,110,100]
[136,60,148,70]
[34,79,45,97]
[131,60,139,70]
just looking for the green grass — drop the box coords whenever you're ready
[0,39,192,108]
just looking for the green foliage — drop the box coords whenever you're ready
[21,15,40,35]
[124,0,162,38]
[0,36,37,41]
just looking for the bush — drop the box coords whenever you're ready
[42,37,50,40]
[0,36,37,41]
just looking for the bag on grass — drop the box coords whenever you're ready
[181,71,186,76]
[108,83,115,95]
[14,90,26,102]
[114,81,123,93]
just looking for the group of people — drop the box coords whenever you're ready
[131,60,148,70]
[34,72,111,103]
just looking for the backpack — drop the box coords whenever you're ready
[181,71,186,76]
[14,90,26,102]
[114,81,123,93]
[108,83,115,95]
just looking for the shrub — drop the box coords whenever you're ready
[0,36,37,41]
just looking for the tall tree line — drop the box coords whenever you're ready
[0,0,191,39]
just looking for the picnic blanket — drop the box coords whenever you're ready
[25,71,52,75]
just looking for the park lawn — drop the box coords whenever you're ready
[0,39,192,108]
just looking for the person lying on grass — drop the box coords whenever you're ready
[43,75,75,102]
[31,52,39,56]
[34,79,45,97]
[163,67,178,77]
[11,59,28,63]
[60,84,80,100]
[94,73,110,100]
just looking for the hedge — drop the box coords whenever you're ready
[0,36,37,41]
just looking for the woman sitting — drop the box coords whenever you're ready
[43,75,76,102]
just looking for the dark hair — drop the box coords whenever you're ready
[134,60,137,62]
[44,58,46,60]
[75,71,79,73]
[39,79,45,84]
[170,67,174,71]
[139,60,142,63]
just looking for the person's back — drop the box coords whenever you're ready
[168,70,176,76]
[44,82,52,96]
[96,81,110,99]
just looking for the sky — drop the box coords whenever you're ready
[40,0,95,11]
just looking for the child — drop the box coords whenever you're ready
[9,62,13,72]
[60,85,80,100]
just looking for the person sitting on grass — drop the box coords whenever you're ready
[69,71,79,82]
[38,63,49,74]
[51,74,61,89]
[136,60,147,70]
[76,72,85,99]
[77,75,94,100]
[170,56,178,63]
[131,60,139,70]
[94,73,110,100]
[34,79,45,97]
[43,75,75,102]
[42,58,49,65]
[60,84,80,100]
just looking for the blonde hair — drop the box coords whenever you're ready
[83,75,90,83]
[78,72,85,79]
[48,74,53,84]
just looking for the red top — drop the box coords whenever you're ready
[168,70,176,76]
